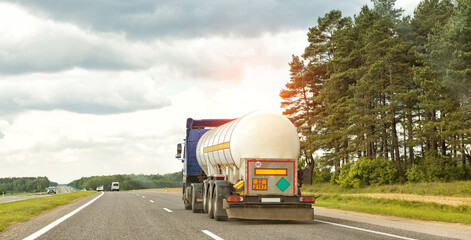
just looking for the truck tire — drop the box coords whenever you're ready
[184,184,192,210]
[214,184,228,221]
[191,184,202,213]
[208,183,215,219]
[202,180,209,213]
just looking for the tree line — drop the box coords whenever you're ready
[0,177,56,194]
[281,0,471,186]
[69,172,182,190]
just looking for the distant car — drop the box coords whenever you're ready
[47,187,56,194]
[96,185,104,191]
[111,182,119,191]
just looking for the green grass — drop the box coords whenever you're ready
[315,194,471,225]
[0,191,96,232]
[303,181,471,197]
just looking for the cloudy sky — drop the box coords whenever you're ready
[0,0,421,183]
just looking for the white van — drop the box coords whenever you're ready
[111,182,119,191]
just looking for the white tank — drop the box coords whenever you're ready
[196,111,300,175]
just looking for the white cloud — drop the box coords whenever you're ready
[0,2,153,74]
[0,69,170,114]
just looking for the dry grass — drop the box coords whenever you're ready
[315,194,471,225]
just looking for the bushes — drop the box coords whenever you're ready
[336,157,397,188]
[405,165,425,183]
[330,153,470,188]
[405,153,469,182]
[312,168,332,184]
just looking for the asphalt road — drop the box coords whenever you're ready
[2,191,470,240]
[0,194,51,204]
[0,186,75,204]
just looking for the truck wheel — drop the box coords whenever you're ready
[184,200,192,209]
[184,185,192,210]
[203,181,209,213]
[214,185,228,221]
[191,185,198,213]
[208,185,215,219]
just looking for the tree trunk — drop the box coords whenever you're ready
[306,156,315,185]
[403,114,407,169]
[392,113,402,178]
[408,108,414,166]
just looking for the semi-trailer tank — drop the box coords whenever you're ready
[176,111,316,221]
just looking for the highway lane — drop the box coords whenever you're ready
[0,194,51,204]
[0,186,75,204]
[4,191,466,240]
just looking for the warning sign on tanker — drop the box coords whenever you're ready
[252,178,267,190]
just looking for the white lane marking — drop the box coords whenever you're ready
[163,208,173,212]
[315,220,416,240]
[202,230,224,240]
[142,196,145,198]
[24,192,104,240]
[149,200,154,203]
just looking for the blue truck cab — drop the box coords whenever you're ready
[176,118,233,210]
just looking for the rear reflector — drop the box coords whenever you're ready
[226,196,244,202]
[254,168,287,176]
[299,196,316,203]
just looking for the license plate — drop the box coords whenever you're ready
[252,178,267,190]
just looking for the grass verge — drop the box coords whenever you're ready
[303,181,471,197]
[314,194,471,225]
[0,191,96,232]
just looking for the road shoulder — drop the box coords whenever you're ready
[315,206,471,239]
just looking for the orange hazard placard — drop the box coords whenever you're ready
[252,178,267,190]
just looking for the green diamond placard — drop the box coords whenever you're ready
[276,177,290,192]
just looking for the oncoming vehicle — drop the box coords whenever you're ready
[47,187,56,194]
[111,182,119,191]
[96,185,104,191]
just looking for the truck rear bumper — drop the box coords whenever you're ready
[223,199,314,221]
[225,206,314,220]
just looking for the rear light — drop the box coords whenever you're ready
[299,196,316,203]
[197,194,203,199]
[226,196,244,202]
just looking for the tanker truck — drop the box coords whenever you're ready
[175,111,316,221]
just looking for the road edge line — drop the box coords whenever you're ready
[202,230,224,240]
[314,219,416,240]
[23,192,104,240]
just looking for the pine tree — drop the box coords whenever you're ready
[427,0,471,172]
[280,55,317,181]
[303,10,350,172]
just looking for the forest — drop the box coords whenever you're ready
[0,177,56,194]
[69,172,182,191]
[281,0,471,187]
